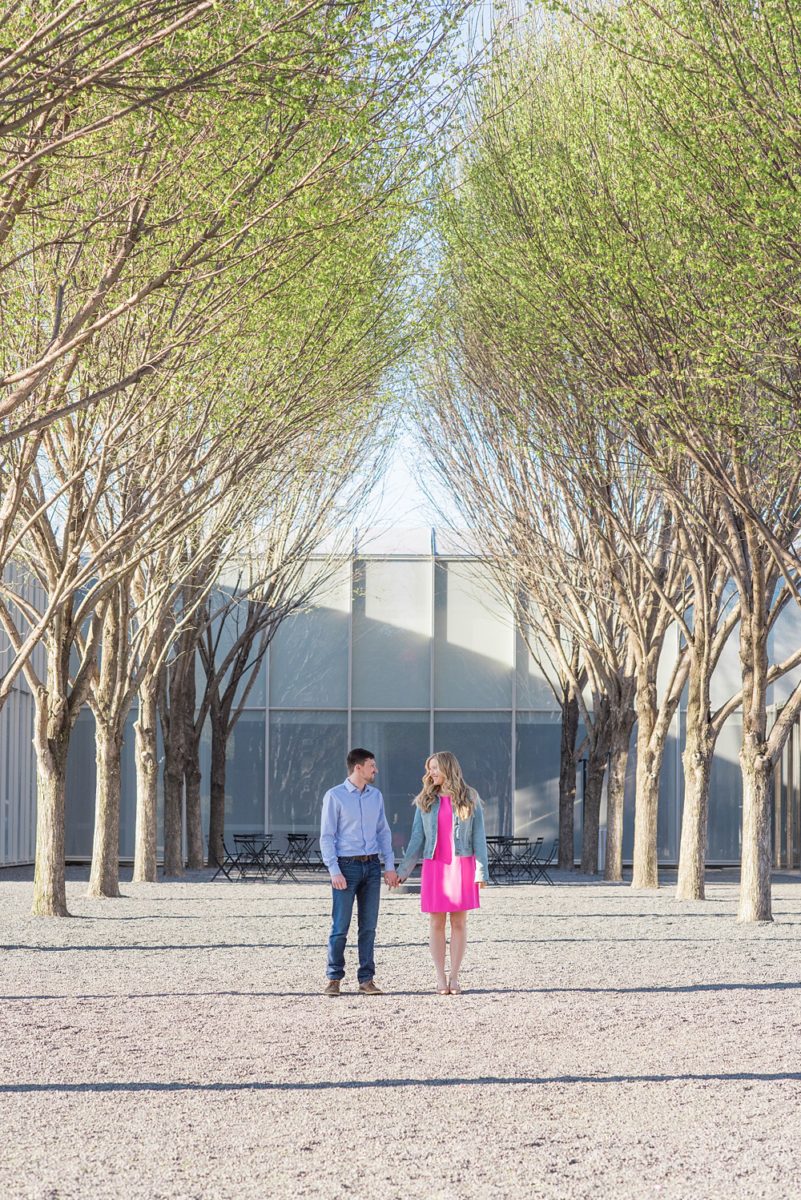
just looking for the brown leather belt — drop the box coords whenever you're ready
[341,854,379,862]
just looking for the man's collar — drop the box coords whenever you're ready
[344,778,370,793]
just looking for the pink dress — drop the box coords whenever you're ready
[420,795,480,914]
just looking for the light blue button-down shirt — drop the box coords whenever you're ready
[319,779,394,877]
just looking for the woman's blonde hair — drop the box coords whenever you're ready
[414,750,476,820]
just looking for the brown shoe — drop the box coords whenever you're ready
[324,979,341,996]
[358,980,383,995]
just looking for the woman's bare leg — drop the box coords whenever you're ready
[448,911,467,989]
[429,912,448,990]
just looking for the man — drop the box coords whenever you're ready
[320,748,399,995]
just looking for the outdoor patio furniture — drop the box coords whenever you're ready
[233,832,275,881]
[486,834,507,881]
[487,835,517,883]
[511,836,543,882]
[210,839,242,881]
[285,832,317,869]
[530,838,558,885]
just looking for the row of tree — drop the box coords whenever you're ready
[422,0,801,922]
[0,0,469,916]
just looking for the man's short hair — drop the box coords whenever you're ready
[347,747,375,772]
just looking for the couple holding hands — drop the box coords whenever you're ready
[319,747,489,996]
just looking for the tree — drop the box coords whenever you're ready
[200,437,371,867]
[419,351,639,876]
[431,7,801,917]
[0,385,212,913]
[552,0,801,917]
[2,0,473,913]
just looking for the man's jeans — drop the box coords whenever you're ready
[327,857,382,983]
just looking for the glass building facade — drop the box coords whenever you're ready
[261,555,546,857]
[4,545,801,867]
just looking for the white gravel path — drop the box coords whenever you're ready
[2,867,801,1200]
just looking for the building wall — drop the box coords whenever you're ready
[5,552,798,865]
[0,563,44,865]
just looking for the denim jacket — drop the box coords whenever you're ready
[397,792,490,884]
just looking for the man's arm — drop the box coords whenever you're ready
[375,791,394,870]
[319,790,341,878]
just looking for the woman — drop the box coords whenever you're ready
[397,751,490,995]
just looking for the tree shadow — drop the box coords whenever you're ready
[2,1069,800,1095]
[3,980,801,1002]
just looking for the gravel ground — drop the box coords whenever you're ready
[2,867,801,1200]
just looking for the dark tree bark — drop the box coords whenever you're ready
[580,695,612,875]
[207,689,227,867]
[161,661,186,877]
[604,708,636,882]
[558,682,580,869]
[183,650,204,870]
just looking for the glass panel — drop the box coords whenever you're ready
[199,587,267,708]
[434,561,513,708]
[622,719,680,864]
[515,712,562,844]
[268,564,349,707]
[351,711,431,856]
[433,712,512,835]
[352,559,431,708]
[516,627,562,710]
[269,710,347,833]
[658,725,680,861]
[710,583,741,708]
[213,710,265,835]
[770,601,801,706]
[707,713,742,861]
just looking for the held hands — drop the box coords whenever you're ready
[330,871,406,889]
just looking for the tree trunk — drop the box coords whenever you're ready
[184,739,204,869]
[676,725,713,902]
[605,710,635,883]
[87,717,123,898]
[580,696,611,875]
[30,609,101,916]
[580,752,605,875]
[207,697,227,867]
[676,658,714,902]
[737,573,772,922]
[631,666,660,889]
[737,739,773,922]
[162,735,184,875]
[31,724,70,917]
[558,684,579,869]
[161,667,185,876]
[133,682,159,882]
[181,623,204,869]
